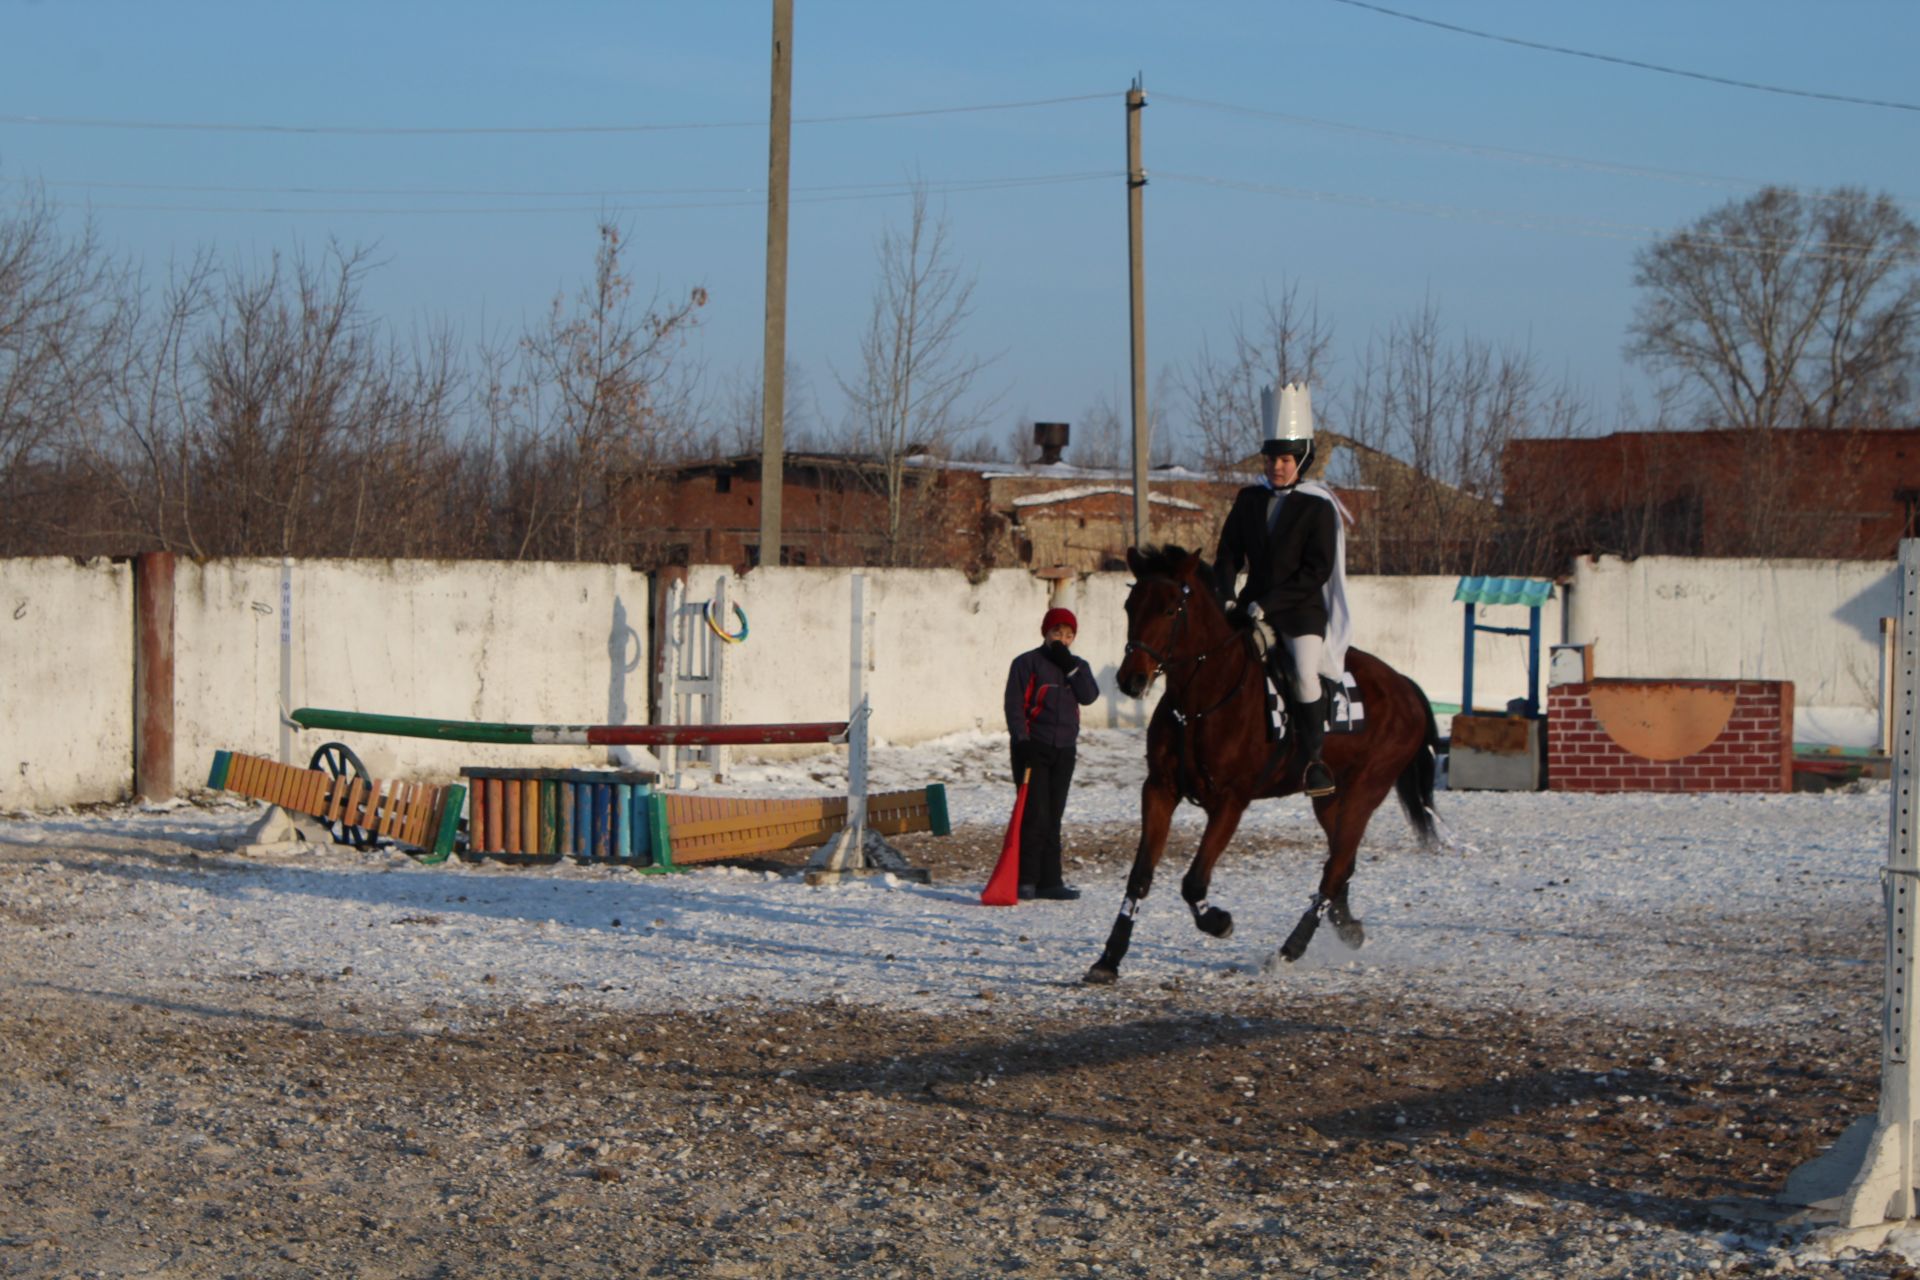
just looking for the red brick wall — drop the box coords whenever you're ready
[1547,680,1794,793]
[1504,427,1920,558]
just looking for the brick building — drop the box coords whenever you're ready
[643,452,1252,574]
[1503,426,1920,561]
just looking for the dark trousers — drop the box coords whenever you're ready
[1011,740,1077,889]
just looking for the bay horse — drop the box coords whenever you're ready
[1084,544,1442,985]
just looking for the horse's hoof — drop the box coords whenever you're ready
[1198,907,1234,939]
[1334,918,1365,950]
[1083,963,1119,986]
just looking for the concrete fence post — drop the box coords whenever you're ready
[134,551,176,801]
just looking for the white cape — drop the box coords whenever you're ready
[1294,479,1353,681]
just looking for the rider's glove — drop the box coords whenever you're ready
[1245,601,1264,623]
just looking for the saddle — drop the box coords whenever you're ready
[1261,650,1365,741]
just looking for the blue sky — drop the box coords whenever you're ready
[2,0,1914,460]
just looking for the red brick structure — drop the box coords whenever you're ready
[1503,426,1920,561]
[1547,679,1794,793]
[644,453,1256,574]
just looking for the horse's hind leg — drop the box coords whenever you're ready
[1084,778,1179,985]
[1180,802,1247,940]
[1277,784,1387,963]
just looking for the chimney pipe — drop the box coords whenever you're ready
[1033,421,1070,466]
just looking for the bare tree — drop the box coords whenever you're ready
[511,223,706,562]
[834,186,998,565]
[1346,300,1588,574]
[1177,281,1335,472]
[713,359,818,458]
[0,182,133,555]
[1628,185,1920,433]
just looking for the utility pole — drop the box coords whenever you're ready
[759,0,793,568]
[1126,75,1150,550]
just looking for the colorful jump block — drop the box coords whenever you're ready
[206,750,464,861]
[460,767,659,861]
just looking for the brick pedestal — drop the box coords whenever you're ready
[1547,679,1793,793]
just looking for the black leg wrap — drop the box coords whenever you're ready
[1279,900,1324,962]
[1197,906,1234,939]
[1084,913,1134,985]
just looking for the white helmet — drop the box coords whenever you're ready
[1259,382,1314,474]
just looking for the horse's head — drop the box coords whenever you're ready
[1117,545,1219,698]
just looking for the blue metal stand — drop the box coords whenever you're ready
[1455,576,1555,718]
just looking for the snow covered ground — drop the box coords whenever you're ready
[0,728,1889,1038]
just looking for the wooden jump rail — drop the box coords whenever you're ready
[208,750,465,860]
[658,786,949,865]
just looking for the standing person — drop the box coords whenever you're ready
[1211,382,1352,798]
[1003,606,1101,901]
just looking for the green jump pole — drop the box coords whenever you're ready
[289,707,849,747]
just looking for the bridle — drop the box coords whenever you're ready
[1122,575,1252,692]
[1122,579,1194,672]
[1124,570,1266,805]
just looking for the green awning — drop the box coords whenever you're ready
[1453,575,1555,608]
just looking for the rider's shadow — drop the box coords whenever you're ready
[1097,662,1148,730]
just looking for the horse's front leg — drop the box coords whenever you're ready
[1180,800,1247,940]
[1083,776,1178,985]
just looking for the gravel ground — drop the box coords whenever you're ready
[0,808,1911,1279]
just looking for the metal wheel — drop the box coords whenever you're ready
[308,741,377,848]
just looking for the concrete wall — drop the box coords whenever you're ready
[0,558,134,809]
[1569,556,1896,747]
[694,564,1074,743]
[0,552,1899,810]
[173,559,652,797]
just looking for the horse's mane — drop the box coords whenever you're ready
[1133,543,1212,581]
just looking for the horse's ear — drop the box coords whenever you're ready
[1126,546,1145,576]
[1180,550,1202,579]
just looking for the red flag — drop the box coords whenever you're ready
[981,769,1029,906]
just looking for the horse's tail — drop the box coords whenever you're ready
[1394,676,1442,848]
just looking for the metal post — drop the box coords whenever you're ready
[711,575,731,782]
[1886,616,1898,758]
[1527,605,1542,718]
[1461,603,1476,715]
[657,578,684,788]
[1126,76,1150,551]
[758,0,793,569]
[840,573,866,866]
[1782,539,1920,1240]
[279,557,293,765]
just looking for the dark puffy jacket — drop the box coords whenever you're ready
[1004,644,1100,749]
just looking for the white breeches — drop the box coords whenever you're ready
[1284,634,1323,704]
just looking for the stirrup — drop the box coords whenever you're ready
[1303,759,1336,798]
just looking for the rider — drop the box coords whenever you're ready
[1211,382,1351,798]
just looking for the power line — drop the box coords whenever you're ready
[1324,0,1920,113]
[30,171,1115,217]
[9,171,1114,201]
[1156,92,1915,206]
[0,92,1112,138]
[1156,170,1920,265]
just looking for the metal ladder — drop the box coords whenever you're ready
[655,574,731,787]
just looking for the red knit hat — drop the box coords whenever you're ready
[1041,607,1078,635]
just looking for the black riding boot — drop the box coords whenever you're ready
[1289,693,1336,797]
